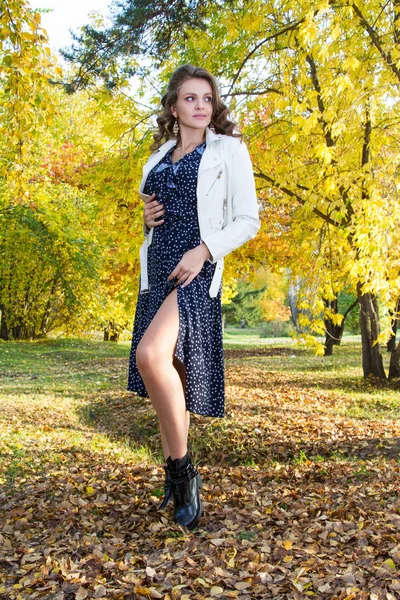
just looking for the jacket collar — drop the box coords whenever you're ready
[156,126,222,154]
[205,126,223,145]
[141,127,223,186]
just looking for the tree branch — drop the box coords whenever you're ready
[225,18,306,97]
[343,298,358,320]
[254,168,342,227]
[228,87,283,97]
[305,54,335,148]
[304,53,354,223]
[351,1,400,83]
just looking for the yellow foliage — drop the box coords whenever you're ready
[0,1,60,202]
[256,269,291,323]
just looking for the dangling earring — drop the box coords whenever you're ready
[173,117,179,136]
[209,122,216,133]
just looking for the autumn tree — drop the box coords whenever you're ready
[59,0,400,377]
[0,4,148,340]
[176,1,400,376]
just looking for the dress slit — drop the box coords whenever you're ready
[174,285,186,367]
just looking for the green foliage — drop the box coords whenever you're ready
[59,0,210,92]
[223,269,291,328]
[223,278,265,327]
[0,5,151,339]
[338,289,360,335]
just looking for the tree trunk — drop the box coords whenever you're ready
[39,279,58,337]
[355,107,386,379]
[324,335,334,356]
[357,284,386,379]
[288,277,301,332]
[104,320,121,342]
[387,297,400,352]
[324,298,341,355]
[324,320,345,356]
[323,297,358,356]
[0,306,9,340]
[389,338,400,379]
[12,321,23,340]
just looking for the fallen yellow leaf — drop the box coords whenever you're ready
[283,554,293,562]
[211,586,224,596]
[227,547,237,568]
[134,585,152,596]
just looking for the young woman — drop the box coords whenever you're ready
[127,64,260,530]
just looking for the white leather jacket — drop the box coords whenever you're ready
[139,126,261,297]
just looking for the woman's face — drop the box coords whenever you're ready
[171,77,214,132]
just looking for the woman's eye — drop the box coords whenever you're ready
[185,96,212,101]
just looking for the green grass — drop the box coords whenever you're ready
[221,330,398,420]
[222,326,296,346]
[0,332,399,489]
[0,337,154,486]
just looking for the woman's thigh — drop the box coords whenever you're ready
[136,287,180,365]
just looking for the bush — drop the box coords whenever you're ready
[259,320,294,338]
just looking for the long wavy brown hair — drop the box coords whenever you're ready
[149,64,242,152]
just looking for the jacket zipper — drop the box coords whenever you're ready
[206,170,223,196]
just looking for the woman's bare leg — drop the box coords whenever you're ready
[172,356,190,452]
[136,287,189,460]
[158,355,191,460]
[160,409,190,460]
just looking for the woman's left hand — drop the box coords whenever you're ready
[168,244,212,288]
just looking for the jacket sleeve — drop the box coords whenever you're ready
[201,139,261,263]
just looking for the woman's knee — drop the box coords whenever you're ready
[136,289,179,373]
[136,341,158,373]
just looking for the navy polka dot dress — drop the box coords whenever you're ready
[127,141,225,418]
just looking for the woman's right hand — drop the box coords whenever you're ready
[143,193,165,229]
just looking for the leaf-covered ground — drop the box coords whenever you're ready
[0,337,399,600]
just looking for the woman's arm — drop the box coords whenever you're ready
[201,140,261,263]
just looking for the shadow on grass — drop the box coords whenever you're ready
[77,389,400,468]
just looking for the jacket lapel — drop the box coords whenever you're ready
[139,140,176,192]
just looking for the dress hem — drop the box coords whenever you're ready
[126,387,224,418]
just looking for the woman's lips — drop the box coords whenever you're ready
[193,115,207,118]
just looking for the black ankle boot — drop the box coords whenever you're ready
[166,452,203,530]
[158,464,173,510]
